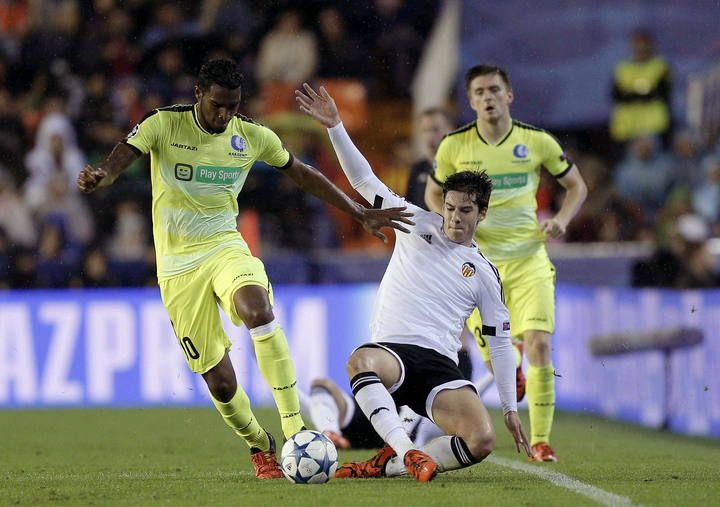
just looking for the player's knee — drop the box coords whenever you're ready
[241,307,275,330]
[345,350,374,378]
[206,375,237,402]
[464,431,495,462]
[527,335,551,363]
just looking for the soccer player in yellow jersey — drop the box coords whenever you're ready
[76,59,412,478]
[425,64,587,462]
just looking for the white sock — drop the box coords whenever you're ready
[475,372,495,396]
[398,406,421,438]
[413,417,445,447]
[309,386,341,434]
[351,372,414,458]
[386,435,478,476]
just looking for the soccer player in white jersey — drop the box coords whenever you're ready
[296,84,530,482]
[76,59,412,480]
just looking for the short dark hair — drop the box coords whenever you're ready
[442,171,492,210]
[464,64,511,91]
[198,58,243,91]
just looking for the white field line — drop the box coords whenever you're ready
[487,456,640,507]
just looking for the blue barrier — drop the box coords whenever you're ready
[0,285,718,437]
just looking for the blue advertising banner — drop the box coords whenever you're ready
[460,0,720,127]
[0,285,718,437]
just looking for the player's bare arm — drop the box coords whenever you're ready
[539,165,588,238]
[76,142,139,194]
[283,157,413,243]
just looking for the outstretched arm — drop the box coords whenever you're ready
[283,157,413,242]
[77,142,139,193]
[296,83,419,215]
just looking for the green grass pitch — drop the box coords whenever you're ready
[1,408,718,506]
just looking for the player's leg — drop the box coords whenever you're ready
[385,385,494,476]
[308,378,351,449]
[511,252,557,461]
[341,344,437,481]
[345,345,415,458]
[160,273,280,478]
[212,247,305,439]
[233,284,305,438]
[523,329,557,461]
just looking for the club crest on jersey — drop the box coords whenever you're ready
[461,262,476,277]
[230,135,246,152]
[513,144,528,158]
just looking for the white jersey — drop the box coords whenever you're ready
[328,123,517,414]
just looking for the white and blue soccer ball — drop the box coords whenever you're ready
[280,430,338,484]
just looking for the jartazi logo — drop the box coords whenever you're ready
[171,142,198,151]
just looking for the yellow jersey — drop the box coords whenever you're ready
[124,104,291,280]
[433,120,572,261]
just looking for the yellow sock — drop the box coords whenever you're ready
[211,387,269,450]
[526,364,555,446]
[251,325,305,438]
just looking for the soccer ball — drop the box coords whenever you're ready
[280,430,338,484]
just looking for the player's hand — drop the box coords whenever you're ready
[77,164,107,194]
[539,217,567,238]
[504,411,531,457]
[359,206,415,243]
[295,83,342,128]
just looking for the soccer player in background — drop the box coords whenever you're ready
[300,377,454,450]
[297,84,530,483]
[425,64,588,462]
[76,59,412,479]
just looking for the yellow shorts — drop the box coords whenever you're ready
[159,244,273,374]
[468,248,556,362]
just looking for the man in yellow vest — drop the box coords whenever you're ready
[610,30,672,144]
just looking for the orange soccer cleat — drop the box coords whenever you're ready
[530,442,559,462]
[323,430,351,450]
[249,432,284,479]
[335,444,396,479]
[403,450,438,483]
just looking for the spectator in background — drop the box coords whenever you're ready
[34,173,94,247]
[0,169,36,249]
[24,112,85,209]
[256,10,317,85]
[610,29,672,146]
[664,130,703,189]
[405,108,452,209]
[145,44,190,103]
[70,244,118,288]
[140,1,200,51]
[0,88,27,179]
[633,214,719,288]
[35,219,77,288]
[614,135,674,216]
[316,7,366,79]
[692,156,720,234]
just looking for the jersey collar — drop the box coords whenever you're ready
[474,120,514,147]
[192,104,217,135]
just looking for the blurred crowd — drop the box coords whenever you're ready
[0,1,718,289]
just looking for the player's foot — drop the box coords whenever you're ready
[323,430,351,450]
[403,449,438,483]
[515,342,526,402]
[250,432,284,479]
[530,442,559,462]
[335,444,396,478]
